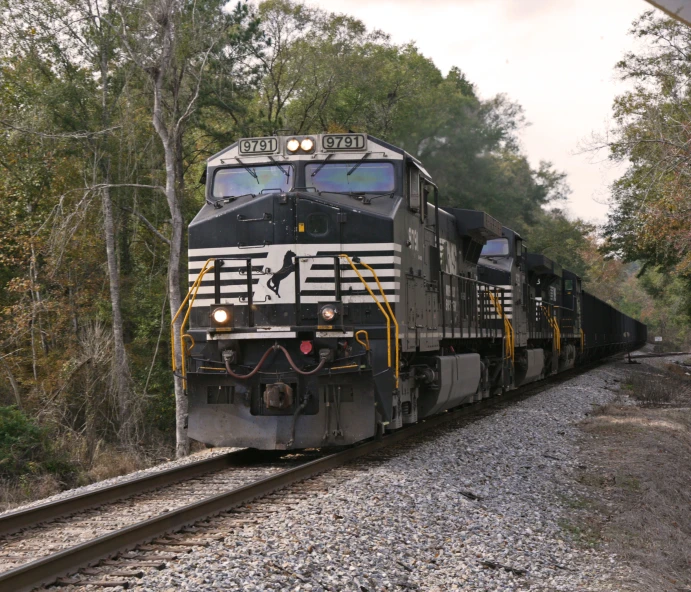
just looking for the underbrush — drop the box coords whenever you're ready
[625,363,691,406]
[0,406,77,510]
[84,446,147,483]
[0,406,171,512]
[572,362,691,591]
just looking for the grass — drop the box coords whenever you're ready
[0,433,209,512]
[558,493,596,510]
[0,442,151,512]
[557,518,601,548]
[84,446,147,483]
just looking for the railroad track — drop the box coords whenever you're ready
[0,362,612,592]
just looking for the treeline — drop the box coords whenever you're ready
[598,11,691,347]
[0,0,671,496]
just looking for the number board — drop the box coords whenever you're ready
[322,134,367,151]
[238,137,278,155]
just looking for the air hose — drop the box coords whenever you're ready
[224,345,275,379]
[276,345,327,376]
[287,392,311,448]
[224,344,327,379]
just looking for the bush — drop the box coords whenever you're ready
[628,372,679,407]
[0,406,74,479]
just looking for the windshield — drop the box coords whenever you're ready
[305,162,395,193]
[212,165,293,199]
[481,238,509,257]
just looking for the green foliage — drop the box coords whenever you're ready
[597,10,691,340]
[0,407,74,479]
[245,0,569,230]
[636,269,691,347]
[522,209,595,278]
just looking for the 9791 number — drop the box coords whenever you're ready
[239,137,278,154]
[322,134,366,151]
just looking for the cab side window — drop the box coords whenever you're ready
[409,165,433,223]
[409,167,421,212]
[422,182,434,223]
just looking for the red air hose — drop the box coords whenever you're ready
[224,344,327,378]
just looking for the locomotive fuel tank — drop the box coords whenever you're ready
[416,353,483,416]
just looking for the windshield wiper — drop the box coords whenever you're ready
[321,190,392,196]
[235,157,258,182]
[482,255,506,262]
[346,152,371,176]
[319,190,394,204]
[220,192,257,202]
[268,156,291,179]
[310,153,334,177]
[361,191,394,204]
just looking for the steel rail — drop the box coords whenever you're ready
[626,351,691,360]
[0,448,264,537]
[0,360,618,592]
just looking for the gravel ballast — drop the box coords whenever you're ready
[117,362,637,592]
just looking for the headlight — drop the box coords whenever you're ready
[211,306,233,327]
[300,137,314,152]
[213,309,229,323]
[286,138,300,152]
[320,305,337,322]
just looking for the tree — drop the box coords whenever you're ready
[112,0,261,456]
[602,11,691,277]
[522,209,595,278]
[0,0,144,441]
[249,1,569,230]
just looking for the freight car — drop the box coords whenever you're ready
[172,133,647,450]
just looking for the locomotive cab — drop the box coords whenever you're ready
[184,133,408,449]
[477,227,529,348]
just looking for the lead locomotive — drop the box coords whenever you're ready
[174,133,646,449]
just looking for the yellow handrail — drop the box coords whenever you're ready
[541,305,562,355]
[488,290,514,363]
[339,254,399,387]
[182,333,195,355]
[580,328,585,353]
[357,260,400,388]
[171,258,215,379]
[355,330,371,351]
[339,255,390,367]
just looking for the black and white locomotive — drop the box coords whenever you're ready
[174,133,647,449]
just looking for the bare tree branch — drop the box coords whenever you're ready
[121,206,171,246]
[0,121,121,139]
[92,183,167,194]
[0,354,22,409]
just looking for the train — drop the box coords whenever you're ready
[172,133,647,450]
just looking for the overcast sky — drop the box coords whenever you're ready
[307,0,655,223]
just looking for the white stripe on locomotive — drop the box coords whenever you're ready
[188,243,401,306]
